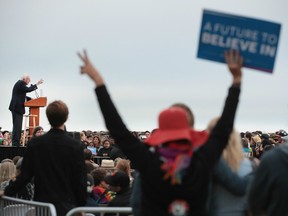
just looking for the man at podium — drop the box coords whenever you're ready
[9,74,43,147]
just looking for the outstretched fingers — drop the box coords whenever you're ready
[78,50,87,63]
[78,49,91,74]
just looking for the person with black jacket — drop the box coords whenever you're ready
[77,49,242,216]
[9,74,43,146]
[2,100,87,216]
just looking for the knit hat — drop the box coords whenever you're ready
[104,171,130,188]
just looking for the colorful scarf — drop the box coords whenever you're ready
[157,142,193,185]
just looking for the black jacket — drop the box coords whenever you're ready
[9,80,38,114]
[96,84,240,216]
[5,129,87,209]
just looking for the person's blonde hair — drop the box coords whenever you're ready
[0,161,16,183]
[115,159,131,177]
[207,117,244,172]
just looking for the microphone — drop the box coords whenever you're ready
[35,90,39,98]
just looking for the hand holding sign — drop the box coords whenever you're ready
[197,10,281,73]
[224,50,242,85]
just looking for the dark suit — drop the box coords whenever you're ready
[9,80,37,146]
[5,128,87,216]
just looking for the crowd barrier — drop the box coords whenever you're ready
[66,207,133,216]
[0,196,57,216]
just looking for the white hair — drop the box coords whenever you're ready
[21,73,30,80]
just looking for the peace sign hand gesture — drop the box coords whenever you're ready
[78,49,104,86]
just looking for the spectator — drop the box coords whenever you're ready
[104,170,131,208]
[84,148,99,171]
[90,168,115,205]
[78,49,242,215]
[0,160,16,189]
[207,118,253,216]
[1,139,10,146]
[32,126,44,138]
[241,138,252,158]
[2,100,87,216]
[11,157,34,200]
[98,139,112,157]
[86,134,94,145]
[109,138,127,160]
[251,135,261,158]
[86,174,98,207]
[12,155,21,165]
[2,131,12,146]
[248,143,288,215]
[115,159,133,183]
[80,131,88,146]
[245,131,252,147]
[93,135,102,153]
[144,131,151,138]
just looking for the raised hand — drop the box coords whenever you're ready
[77,49,104,86]
[224,50,243,85]
[36,79,44,86]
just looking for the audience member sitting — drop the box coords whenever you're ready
[84,148,99,170]
[0,159,16,190]
[10,157,34,200]
[90,168,115,205]
[115,158,134,184]
[86,134,94,145]
[12,155,21,165]
[0,131,11,146]
[85,161,95,174]
[110,144,127,160]
[86,173,98,207]
[104,171,131,209]
[80,131,88,146]
[98,139,112,157]
[32,126,44,138]
[93,135,103,153]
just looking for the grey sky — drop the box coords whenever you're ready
[1,0,287,133]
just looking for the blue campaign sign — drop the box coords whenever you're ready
[197,9,281,73]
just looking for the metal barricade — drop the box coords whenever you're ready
[66,207,132,216]
[0,195,57,216]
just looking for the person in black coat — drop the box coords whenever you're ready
[9,74,43,146]
[2,100,87,216]
[77,50,243,216]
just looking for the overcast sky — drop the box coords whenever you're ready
[1,0,287,133]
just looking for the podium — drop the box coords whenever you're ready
[24,97,47,136]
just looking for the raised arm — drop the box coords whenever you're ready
[199,50,243,166]
[77,50,153,170]
[225,50,243,86]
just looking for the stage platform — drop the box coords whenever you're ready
[0,146,27,162]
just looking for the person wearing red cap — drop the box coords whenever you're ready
[78,49,242,216]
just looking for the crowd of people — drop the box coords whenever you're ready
[0,50,287,216]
